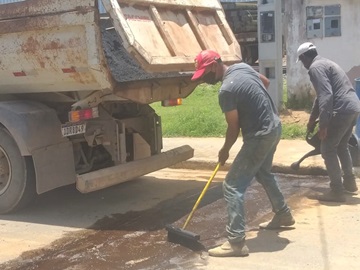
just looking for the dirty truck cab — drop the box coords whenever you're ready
[0,0,241,213]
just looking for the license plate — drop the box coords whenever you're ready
[61,122,86,137]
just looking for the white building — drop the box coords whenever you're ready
[285,0,360,105]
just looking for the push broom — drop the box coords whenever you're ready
[166,163,220,244]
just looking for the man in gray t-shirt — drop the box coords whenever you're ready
[297,42,360,202]
[191,49,294,257]
[218,63,280,140]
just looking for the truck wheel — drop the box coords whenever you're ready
[0,128,36,214]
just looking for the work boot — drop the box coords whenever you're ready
[317,190,346,202]
[343,179,358,194]
[259,212,295,229]
[208,240,249,257]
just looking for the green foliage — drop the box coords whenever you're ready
[281,123,307,139]
[281,76,313,111]
[286,95,314,111]
[151,83,227,137]
[151,83,307,139]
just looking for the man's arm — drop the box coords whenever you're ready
[259,73,270,89]
[309,68,333,128]
[218,109,239,165]
[309,67,333,139]
[307,98,319,132]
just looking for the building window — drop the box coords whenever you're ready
[306,4,341,39]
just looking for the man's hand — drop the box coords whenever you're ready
[318,127,327,140]
[307,120,316,133]
[218,147,229,166]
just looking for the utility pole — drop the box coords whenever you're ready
[257,0,283,110]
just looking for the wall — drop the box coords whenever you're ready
[285,0,360,105]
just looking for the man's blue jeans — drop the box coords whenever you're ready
[321,112,359,191]
[223,124,290,243]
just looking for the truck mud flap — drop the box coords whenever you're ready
[76,145,194,193]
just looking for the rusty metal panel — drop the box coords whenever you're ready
[0,0,106,13]
[0,0,95,20]
[0,0,113,94]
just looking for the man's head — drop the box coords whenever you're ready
[296,42,318,70]
[191,50,224,84]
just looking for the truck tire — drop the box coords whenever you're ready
[0,128,36,214]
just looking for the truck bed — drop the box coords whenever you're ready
[0,0,241,102]
[100,17,183,83]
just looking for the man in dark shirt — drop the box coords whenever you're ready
[191,49,294,257]
[297,42,360,202]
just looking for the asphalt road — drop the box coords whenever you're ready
[0,168,228,267]
[0,168,358,270]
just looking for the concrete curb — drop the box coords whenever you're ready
[163,138,360,178]
[169,159,328,176]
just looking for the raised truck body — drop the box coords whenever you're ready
[0,0,241,213]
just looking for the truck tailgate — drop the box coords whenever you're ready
[103,0,241,73]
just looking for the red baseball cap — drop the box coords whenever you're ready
[191,50,221,81]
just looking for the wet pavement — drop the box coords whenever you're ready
[1,138,360,269]
[0,173,332,270]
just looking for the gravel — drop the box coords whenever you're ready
[100,18,181,83]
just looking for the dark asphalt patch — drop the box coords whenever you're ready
[0,174,329,270]
[0,183,224,270]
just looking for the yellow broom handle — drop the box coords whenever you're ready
[182,163,220,229]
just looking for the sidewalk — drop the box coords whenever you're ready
[163,137,360,177]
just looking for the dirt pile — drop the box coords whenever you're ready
[280,109,309,126]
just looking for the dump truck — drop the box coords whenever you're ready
[0,0,241,213]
